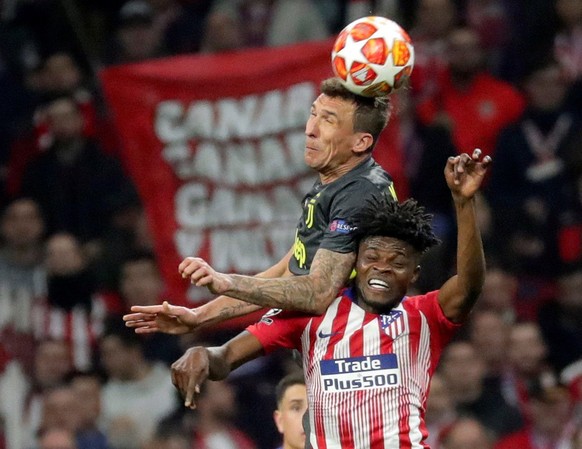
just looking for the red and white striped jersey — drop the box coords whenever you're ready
[247,288,460,449]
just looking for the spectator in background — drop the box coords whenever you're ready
[273,372,307,449]
[494,382,575,449]
[200,0,330,53]
[439,417,494,449]
[20,96,137,246]
[468,310,511,381]
[474,267,518,322]
[68,372,109,449]
[439,340,523,438]
[485,59,582,279]
[116,252,182,366]
[0,198,45,363]
[32,233,120,371]
[409,0,458,103]
[504,321,554,419]
[538,266,582,372]
[103,0,168,65]
[425,373,457,449]
[554,0,582,84]
[39,387,83,446]
[416,26,525,158]
[99,320,177,449]
[191,380,257,449]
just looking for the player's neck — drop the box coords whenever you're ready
[319,155,370,184]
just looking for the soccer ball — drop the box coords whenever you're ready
[331,16,415,97]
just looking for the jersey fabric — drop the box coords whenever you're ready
[247,288,461,449]
[288,157,396,275]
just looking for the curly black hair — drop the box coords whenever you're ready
[351,198,440,254]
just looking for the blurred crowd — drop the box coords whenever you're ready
[0,0,581,449]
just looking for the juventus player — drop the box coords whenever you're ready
[170,150,491,449]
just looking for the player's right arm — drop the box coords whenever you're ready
[171,330,265,409]
[123,247,294,334]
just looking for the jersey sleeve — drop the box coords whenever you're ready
[246,309,309,354]
[406,290,462,350]
[319,180,394,253]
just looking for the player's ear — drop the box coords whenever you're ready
[273,410,284,433]
[411,265,421,284]
[353,132,374,154]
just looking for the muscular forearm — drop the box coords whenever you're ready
[222,249,356,314]
[454,196,485,307]
[196,296,263,327]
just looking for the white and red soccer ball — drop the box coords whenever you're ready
[331,16,415,97]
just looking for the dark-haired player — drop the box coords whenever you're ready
[124,77,397,331]
[273,372,308,449]
[169,151,491,449]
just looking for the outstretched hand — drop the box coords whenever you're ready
[123,301,200,335]
[445,148,492,200]
[171,347,210,409]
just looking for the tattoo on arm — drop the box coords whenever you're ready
[224,249,356,313]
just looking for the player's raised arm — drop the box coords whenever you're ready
[170,330,264,409]
[123,247,295,334]
[438,149,492,323]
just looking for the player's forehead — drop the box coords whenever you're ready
[281,383,307,403]
[312,93,356,116]
[360,236,412,255]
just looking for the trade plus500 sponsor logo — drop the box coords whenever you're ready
[320,354,400,392]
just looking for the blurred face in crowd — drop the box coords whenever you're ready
[556,0,582,27]
[447,28,484,78]
[45,233,86,276]
[426,373,454,423]
[529,387,572,437]
[469,311,509,371]
[42,387,82,433]
[34,340,72,389]
[43,53,82,93]
[478,268,517,313]
[39,428,78,449]
[508,322,548,376]
[1,198,44,249]
[416,0,456,39]
[440,342,485,398]
[274,382,308,449]
[441,418,492,449]
[46,98,84,143]
[199,380,237,421]
[100,335,141,381]
[201,10,242,52]
[118,22,160,61]
[70,375,102,429]
[557,269,582,310]
[524,64,568,111]
[120,258,164,308]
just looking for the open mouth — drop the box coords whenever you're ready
[368,278,389,290]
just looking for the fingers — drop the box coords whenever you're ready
[129,305,163,313]
[184,376,201,409]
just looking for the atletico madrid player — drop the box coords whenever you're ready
[170,150,491,449]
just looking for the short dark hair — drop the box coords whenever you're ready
[352,198,440,254]
[275,371,306,407]
[320,77,391,152]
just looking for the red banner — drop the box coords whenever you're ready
[100,40,336,306]
[100,39,408,310]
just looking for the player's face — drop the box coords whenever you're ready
[355,236,420,313]
[304,94,361,175]
[273,383,308,449]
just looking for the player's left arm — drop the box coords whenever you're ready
[438,149,492,323]
[171,330,265,409]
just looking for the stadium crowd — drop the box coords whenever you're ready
[0,0,581,448]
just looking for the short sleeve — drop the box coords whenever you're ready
[246,309,309,354]
[319,180,393,253]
